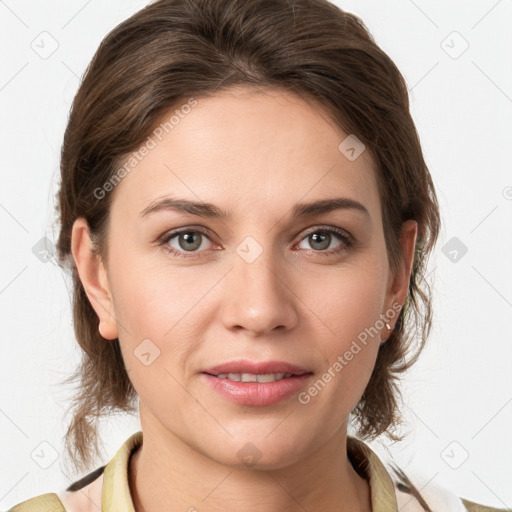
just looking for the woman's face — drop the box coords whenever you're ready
[75,85,416,469]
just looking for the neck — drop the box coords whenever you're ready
[128,423,372,512]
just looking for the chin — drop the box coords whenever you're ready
[199,431,311,471]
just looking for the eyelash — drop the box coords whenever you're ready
[158,226,354,260]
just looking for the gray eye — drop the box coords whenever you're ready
[298,230,343,251]
[168,231,211,253]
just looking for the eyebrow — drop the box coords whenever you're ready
[139,196,370,220]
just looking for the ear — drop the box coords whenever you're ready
[385,219,418,324]
[70,217,119,340]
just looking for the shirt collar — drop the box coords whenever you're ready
[347,435,399,511]
[101,431,398,511]
[101,430,141,512]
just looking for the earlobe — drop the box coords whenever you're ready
[70,218,118,340]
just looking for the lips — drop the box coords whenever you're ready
[202,359,312,376]
[201,359,314,406]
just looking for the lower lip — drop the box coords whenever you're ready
[201,373,313,406]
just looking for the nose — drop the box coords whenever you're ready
[220,247,299,338]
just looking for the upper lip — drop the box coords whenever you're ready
[202,359,312,376]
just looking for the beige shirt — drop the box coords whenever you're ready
[7,431,508,511]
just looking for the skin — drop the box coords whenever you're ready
[71,85,417,512]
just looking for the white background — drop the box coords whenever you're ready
[1,0,511,509]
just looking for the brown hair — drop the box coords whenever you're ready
[55,0,440,474]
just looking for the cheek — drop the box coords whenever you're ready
[107,249,213,374]
[108,245,196,334]
[299,257,387,400]
[108,257,200,409]
[307,259,388,343]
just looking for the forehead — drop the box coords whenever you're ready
[110,86,380,224]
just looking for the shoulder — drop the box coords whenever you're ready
[460,498,512,512]
[7,465,105,512]
[387,462,511,512]
[347,435,510,512]
[7,492,65,511]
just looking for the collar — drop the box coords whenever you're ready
[347,435,399,510]
[100,431,401,511]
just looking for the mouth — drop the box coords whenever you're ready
[200,360,314,406]
[203,371,310,382]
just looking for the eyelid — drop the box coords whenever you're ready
[297,224,354,243]
[158,225,213,241]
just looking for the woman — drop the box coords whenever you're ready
[8,0,509,511]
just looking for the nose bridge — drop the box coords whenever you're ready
[222,232,297,336]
